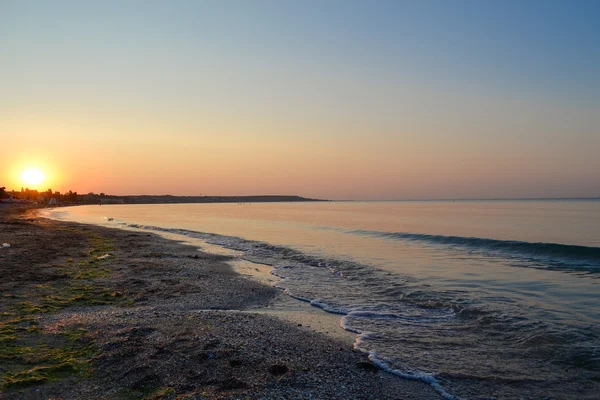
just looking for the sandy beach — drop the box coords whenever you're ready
[0,206,439,399]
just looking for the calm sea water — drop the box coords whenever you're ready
[45,200,600,399]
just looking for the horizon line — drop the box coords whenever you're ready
[5,189,599,202]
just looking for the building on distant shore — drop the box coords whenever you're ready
[0,195,25,203]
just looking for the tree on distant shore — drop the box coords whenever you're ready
[0,187,6,199]
[21,188,37,200]
[66,190,78,202]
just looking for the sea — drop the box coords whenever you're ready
[43,200,600,399]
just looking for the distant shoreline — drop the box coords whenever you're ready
[0,195,327,206]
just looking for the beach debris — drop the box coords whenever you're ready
[219,377,249,390]
[356,360,379,372]
[228,359,243,367]
[96,253,111,260]
[203,339,220,350]
[130,374,161,391]
[268,363,289,376]
[104,217,114,221]
[2,243,10,248]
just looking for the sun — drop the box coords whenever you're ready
[21,168,46,186]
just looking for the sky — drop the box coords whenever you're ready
[1,0,599,200]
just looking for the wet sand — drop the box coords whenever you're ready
[140,231,356,344]
[0,206,440,399]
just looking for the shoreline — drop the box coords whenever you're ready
[0,206,439,399]
[135,231,357,346]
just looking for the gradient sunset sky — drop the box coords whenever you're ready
[2,0,599,200]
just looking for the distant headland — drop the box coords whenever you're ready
[0,187,327,205]
[97,194,327,205]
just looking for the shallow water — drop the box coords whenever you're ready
[45,200,600,399]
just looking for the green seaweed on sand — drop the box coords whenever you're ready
[1,327,97,389]
[0,307,97,390]
[0,226,131,392]
[63,231,116,279]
